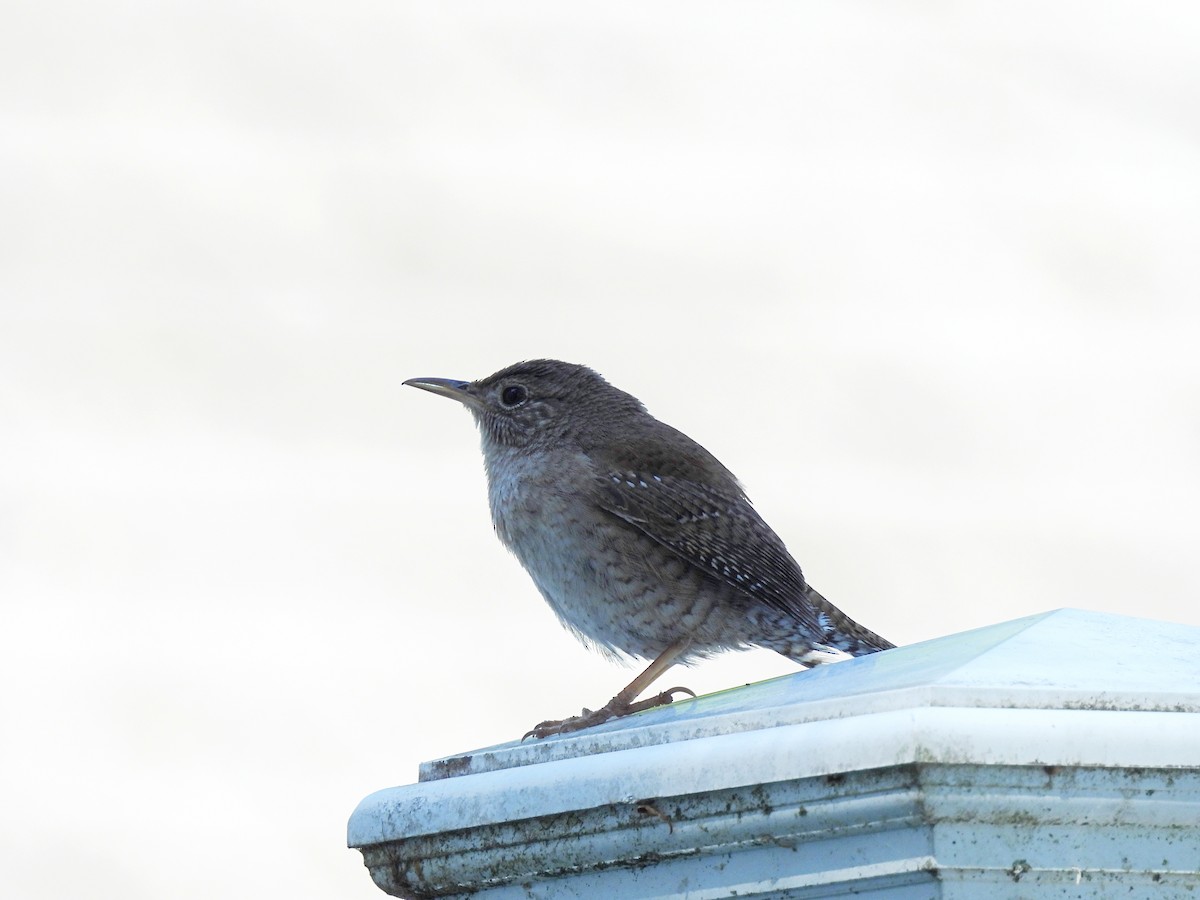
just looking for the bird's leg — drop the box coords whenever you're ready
[524,639,695,740]
[607,638,695,712]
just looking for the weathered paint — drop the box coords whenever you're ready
[349,609,1200,898]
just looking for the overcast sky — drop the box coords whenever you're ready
[3,2,1199,898]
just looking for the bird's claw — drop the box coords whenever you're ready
[625,685,696,713]
[522,685,697,740]
[523,707,613,741]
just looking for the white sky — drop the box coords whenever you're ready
[3,2,1199,898]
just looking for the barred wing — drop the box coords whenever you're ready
[597,470,822,635]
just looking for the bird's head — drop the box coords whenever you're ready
[404,359,646,451]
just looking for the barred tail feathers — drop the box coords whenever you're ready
[793,585,895,663]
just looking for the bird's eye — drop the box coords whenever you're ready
[500,384,528,408]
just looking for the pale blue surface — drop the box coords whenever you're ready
[349,609,1200,898]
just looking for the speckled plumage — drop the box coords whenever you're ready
[407,359,892,667]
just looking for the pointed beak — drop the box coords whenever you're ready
[403,376,482,410]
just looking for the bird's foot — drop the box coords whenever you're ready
[523,686,695,740]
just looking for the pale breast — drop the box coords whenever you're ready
[484,446,736,659]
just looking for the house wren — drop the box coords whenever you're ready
[405,359,893,738]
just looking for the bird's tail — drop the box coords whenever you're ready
[791,585,895,664]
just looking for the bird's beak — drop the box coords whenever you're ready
[403,376,482,410]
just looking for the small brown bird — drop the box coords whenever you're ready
[405,360,893,738]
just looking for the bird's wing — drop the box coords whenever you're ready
[596,470,822,634]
